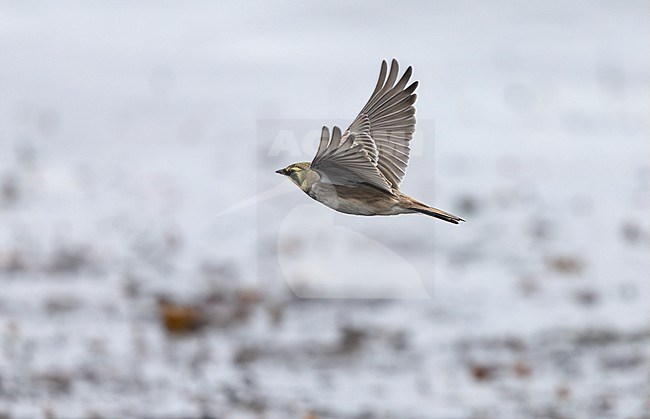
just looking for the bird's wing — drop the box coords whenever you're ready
[343,59,418,189]
[310,126,393,193]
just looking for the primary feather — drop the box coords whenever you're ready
[310,59,418,191]
[343,59,417,189]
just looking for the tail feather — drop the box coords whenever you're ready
[409,205,465,224]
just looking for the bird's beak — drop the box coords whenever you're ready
[275,169,285,175]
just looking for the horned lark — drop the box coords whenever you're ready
[276,59,464,224]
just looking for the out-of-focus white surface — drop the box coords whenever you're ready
[0,1,648,417]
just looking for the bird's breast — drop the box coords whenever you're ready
[305,181,404,216]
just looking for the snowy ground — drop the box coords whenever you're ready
[0,1,648,418]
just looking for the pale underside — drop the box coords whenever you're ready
[306,181,413,216]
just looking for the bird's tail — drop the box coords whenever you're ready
[407,201,465,224]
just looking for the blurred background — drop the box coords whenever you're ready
[0,1,648,418]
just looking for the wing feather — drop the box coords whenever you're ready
[344,59,418,188]
[311,126,392,193]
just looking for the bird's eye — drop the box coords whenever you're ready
[288,166,299,173]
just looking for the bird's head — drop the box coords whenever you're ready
[275,162,313,188]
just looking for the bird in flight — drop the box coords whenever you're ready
[276,59,464,224]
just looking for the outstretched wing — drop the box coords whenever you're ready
[310,126,393,193]
[344,59,418,189]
